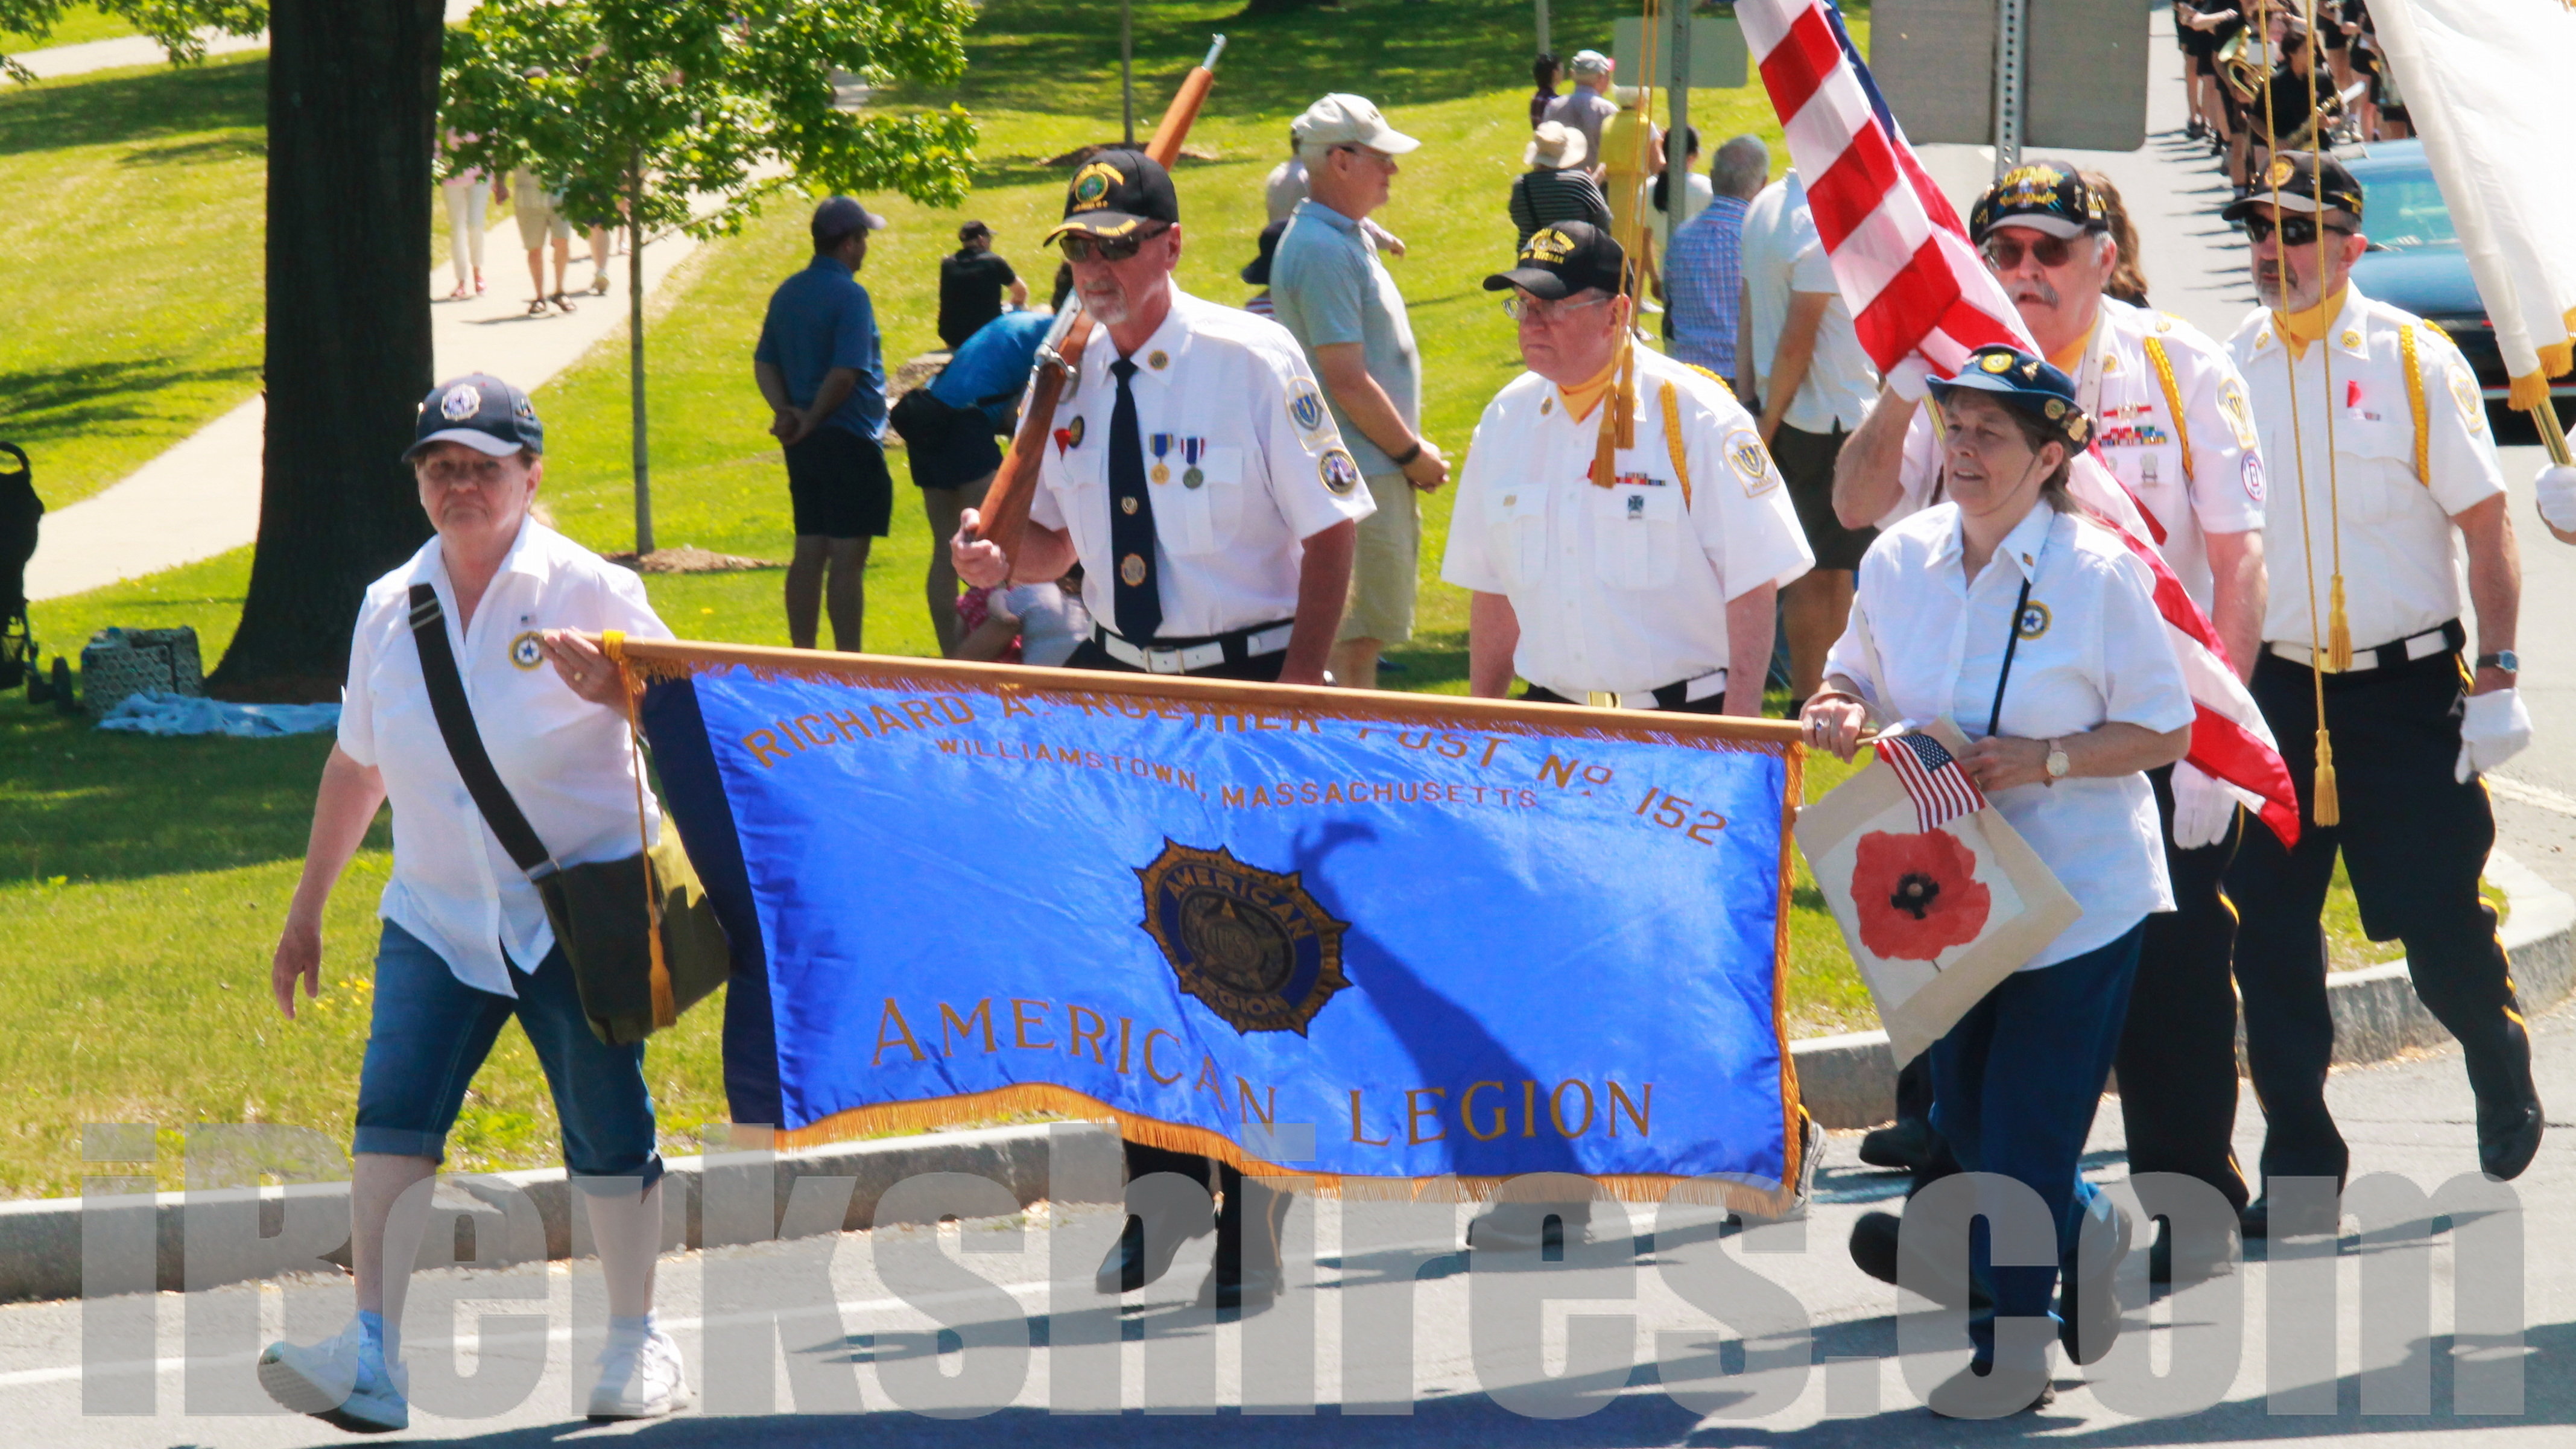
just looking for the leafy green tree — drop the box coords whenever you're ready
[441,0,979,554]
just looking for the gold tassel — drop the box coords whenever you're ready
[2325,575,2353,673]
[2312,727,2341,827]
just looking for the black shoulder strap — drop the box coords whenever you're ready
[408,583,555,877]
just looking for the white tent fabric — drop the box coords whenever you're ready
[2371,0,2576,408]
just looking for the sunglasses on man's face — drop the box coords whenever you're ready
[1979,232,2079,270]
[2243,214,2352,248]
[1059,227,1167,264]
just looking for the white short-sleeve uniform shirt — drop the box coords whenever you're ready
[2226,283,2505,650]
[1441,346,1815,696]
[1824,503,2197,968]
[1883,299,2267,614]
[1739,171,1878,434]
[338,521,672,997]
[1029,289,1376,640]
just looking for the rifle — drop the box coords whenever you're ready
[970,35,1228,564]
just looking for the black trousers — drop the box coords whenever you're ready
[2112,764,2252,1211]
[2226,647,2530,1186]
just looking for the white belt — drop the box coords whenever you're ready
[1099,623,1296,674]
[1565,668,1729,710]
[2266,624,2455,671]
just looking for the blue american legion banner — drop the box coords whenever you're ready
[628,643,1808,1206]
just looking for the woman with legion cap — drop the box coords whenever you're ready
[1801,345,2195,1413]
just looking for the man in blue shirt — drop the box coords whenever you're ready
[754,196,889,652]
[890,306,1054,650]
[1662,135,1767,378]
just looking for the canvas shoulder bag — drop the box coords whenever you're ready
[407,583,730,1044]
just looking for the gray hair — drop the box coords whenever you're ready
[1712,135,1769,200]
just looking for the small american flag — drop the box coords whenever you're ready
[1876,732,1986,834]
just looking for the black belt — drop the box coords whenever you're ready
[2265,618,2465,676]
[1092,620,1296,675]
[1522,670,1729,712]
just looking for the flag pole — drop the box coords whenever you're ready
[2533,402,2573,468]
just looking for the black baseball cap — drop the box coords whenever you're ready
[1044,148,1180,242]
[811,195,887,249]
[1927,344,2093,449]
[2221,150,2365,224]
[404,373,543,461]
[1483,221,1625,301]
[1969,160,2109,241]
[1242,218,1290,286]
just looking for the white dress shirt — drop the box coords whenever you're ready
[2226,282,2505,650]
[1825,503,2196,968]
[1886,299,2268,614]
[1441,346,1815,695]
[1030,288,1376,639]
[1739,171,1878,434]
[338,522,671,997]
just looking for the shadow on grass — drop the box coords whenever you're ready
[1381,627,1469,693]
[0,703,378,885]
[0,52,263,157]
[0,358,262,445]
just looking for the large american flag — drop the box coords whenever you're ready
[1877,731,1987,833]
[1739,0,2301,848]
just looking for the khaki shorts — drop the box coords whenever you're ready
[1338,469,1419,645]
[511,175,573,249]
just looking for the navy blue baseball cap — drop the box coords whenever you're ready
[404,373,544,461]
[1928,344,2093,449]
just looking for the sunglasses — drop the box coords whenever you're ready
[2243,214,2353,247]
[1059,226,1168,264]
[1501,292,1613,323]
[1979,232,2081,270]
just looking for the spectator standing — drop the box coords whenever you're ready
[890,306,1055,652]
[1738,168,1878,706]
[1651,125,1710,226]
[1542,50,1619,166]
[937,220,1028,350]
[2084,170,2153,306]
[1528,52,1560,130]
[510,168,578,316]
[1662,135,1765,379]
[1509,121,1610,249]
[1597,86,1663,255]
[436,133,488,300]
[1268,131,1409,256]
[1271,94,1443,691]
[1242,218,1288,317]
[753,197,892,652]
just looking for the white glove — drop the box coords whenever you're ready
[2537,465,2576,533]
[2457,686,2534,783]
[1885,356,1937,403]
[2167,761,2238,851]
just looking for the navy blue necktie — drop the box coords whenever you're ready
[1106,357,1163,641]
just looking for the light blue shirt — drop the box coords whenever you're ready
[753,256,885,440]
[1267,198,1419,475]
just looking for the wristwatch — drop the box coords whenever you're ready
[2476,651,2520,675]
[2044,740,2072,784]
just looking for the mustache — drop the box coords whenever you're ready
[2007,278,2062,308]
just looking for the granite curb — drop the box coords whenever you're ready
[1794,849,2576,1129]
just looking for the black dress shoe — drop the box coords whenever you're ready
[2479,1097,2545,1181]
[2238,1197,2268,1241]
[1848,1210,1980,1307]
[1858,1118,1938,1173]
[2057,1203,2132,1366]
[1926,1362,2055,1418]
[1848,1210,1902,1285]
[1094,1211,1209,1295]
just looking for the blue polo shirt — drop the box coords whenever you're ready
[753,255,885,441]
[928,309,1053,428]
[1267,198,1419,475]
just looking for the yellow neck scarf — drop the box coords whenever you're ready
[1559,353,1621,422]
[2273,287,2348,362]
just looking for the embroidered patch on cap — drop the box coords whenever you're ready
[440,384,482,422]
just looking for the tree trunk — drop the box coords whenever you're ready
[209,0,446,702]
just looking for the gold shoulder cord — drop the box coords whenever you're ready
[2399,322,2431,484]
[2142,333,2196,484]
[1659,377,1693,509]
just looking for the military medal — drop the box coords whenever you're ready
[1120,553,1147,586]
[1182,437,1204,489]
[1149,433,1173,484]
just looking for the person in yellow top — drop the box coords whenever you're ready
[1595,87,1664,286]
[2221,153,2539,1232]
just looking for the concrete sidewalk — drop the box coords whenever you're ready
[25,229,703,602]
[6,2,476,81]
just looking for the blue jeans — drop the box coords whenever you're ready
[1929,920,2144,1362]
[355,919,663,1191]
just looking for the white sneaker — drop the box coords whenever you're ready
[588,1324,691,1421]
[257,1318,410,1434]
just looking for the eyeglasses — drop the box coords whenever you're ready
[1502,292,1613,323]
[1059,226,1168,264]
[416,455,516,488]
[1979,232,2080,270]
[1331,144,1397,170]
[2243,214,2353,247]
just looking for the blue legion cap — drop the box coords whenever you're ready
[1926,344,2093,449]
[405,373,544,461]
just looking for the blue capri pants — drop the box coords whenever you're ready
[354,919,663,1192]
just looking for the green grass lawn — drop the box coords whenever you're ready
[1,4,136,52]
[0,0,2462,1196]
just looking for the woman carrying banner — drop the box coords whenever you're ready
[257,375,689,1432]
[1800,346,2194,1413]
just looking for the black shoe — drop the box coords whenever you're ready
[2057,1202,2133,1366]
[1859,1117,1938,1173]
[1848,1210,1980,1307]
[1198,1264,1281,1314]
[2238,1196,2267,1241]
[1466,1209,1571,1254]
[2479,1096,2545,1181]
[1926,1361,2055,1418]
[1094,1210,1208,1295]
[1848,1210,1902,1285]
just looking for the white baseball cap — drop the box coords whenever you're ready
[1291,94,1420,156]
[1569,49,1613,77]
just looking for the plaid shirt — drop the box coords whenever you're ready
[1663,194,1748,378]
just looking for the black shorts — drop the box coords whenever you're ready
[1771,423,1875,572]
[783,425,893,539]
[888,389,1004,492]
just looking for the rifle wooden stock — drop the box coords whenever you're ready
[972,39,1225,565]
